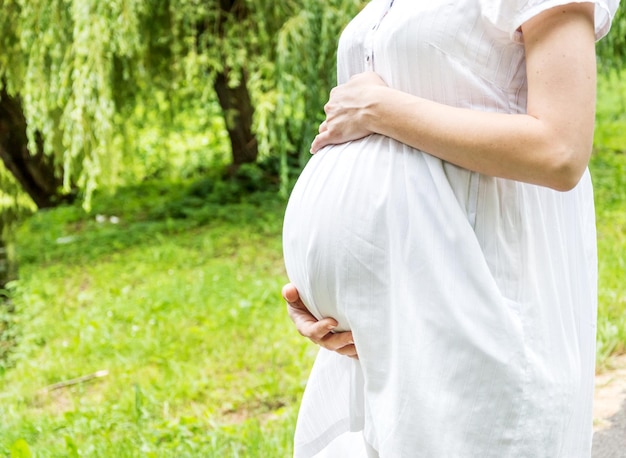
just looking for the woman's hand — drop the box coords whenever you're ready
[282,283,358,359]
[310,71,388,154]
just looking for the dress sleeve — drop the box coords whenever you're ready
[480,0,620,42]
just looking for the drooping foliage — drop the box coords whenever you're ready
[258,1,366,193]
[597,2,626,70]
[0,0,365,209]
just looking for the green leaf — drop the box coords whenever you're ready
[65,435,80,458]
[9,439,32,458]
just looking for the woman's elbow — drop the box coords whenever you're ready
[544,143,591,192]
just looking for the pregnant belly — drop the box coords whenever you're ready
[283,135,457,331]
[283,140,384,330]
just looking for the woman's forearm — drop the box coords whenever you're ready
[362,88,592,191]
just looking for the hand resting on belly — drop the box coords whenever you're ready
[282,283,358,359]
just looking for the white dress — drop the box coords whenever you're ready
[282,1,619,457]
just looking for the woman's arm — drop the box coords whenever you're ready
[311,3,597,191]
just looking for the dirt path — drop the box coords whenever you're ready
[592,354,626,457]
[594,354,626,432]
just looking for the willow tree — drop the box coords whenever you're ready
[0,0,152,207]
[0,0,365,209]
[597,3,626,70]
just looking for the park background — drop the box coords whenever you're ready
[0,1,625,456]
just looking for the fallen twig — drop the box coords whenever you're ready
[40,370,109,393]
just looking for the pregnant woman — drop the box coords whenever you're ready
[282,1,619,456]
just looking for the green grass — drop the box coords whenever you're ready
[592,71,626,367]
[592,150,626,366]
[0,187,316,457]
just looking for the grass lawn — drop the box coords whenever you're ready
[0,191,315,457]
[593,71,626,366]
[592,150,626,366]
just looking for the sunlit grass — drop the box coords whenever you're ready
[0,189,316,456]
[592,71,626,369]
[591,151,626,366]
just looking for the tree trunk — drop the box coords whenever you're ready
[0,236,15,363]
[207,0,258,169]
[0,88,67,209]
[213,70,258,167]
[0,239,8,290]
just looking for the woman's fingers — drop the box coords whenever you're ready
[283,283,338,338]
[282,283,359,358]
[294,313,338,341]
[336,344,358,359]
[281,283,301,303]
[310,73,387,153]
[321,331,356,354]
[310,132,331,153]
